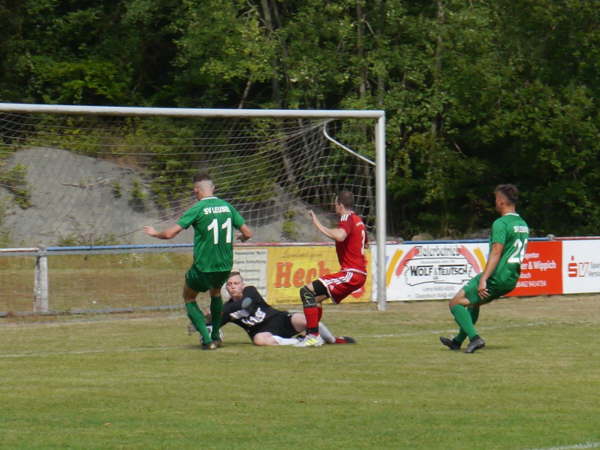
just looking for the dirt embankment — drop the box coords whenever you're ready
[1,147,325,247]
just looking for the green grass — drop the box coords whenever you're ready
[0,253,190,313]
[2,295,600,449]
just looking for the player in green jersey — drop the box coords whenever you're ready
[440,184,529,353]
[144,173,252,350]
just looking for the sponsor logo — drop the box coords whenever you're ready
[386,244,486,288]
[203,206,230,214]
[274,261,332,288]
[515,280,548,288]
[567,256,600,278]
[521,259,557,271]
[240,307,267,326]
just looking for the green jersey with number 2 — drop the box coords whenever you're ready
[489,212,529,288]
[177,196,245,272]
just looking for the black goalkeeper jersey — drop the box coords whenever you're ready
[221,286,286,337]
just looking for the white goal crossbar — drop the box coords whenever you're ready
[0,103,387,310]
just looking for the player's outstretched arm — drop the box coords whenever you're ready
[143,224,183,240]
[308,210,347,242]
[237,224,253,242]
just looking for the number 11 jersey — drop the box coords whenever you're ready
[177,196,245,272]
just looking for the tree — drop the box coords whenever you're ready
[1,0,599,237]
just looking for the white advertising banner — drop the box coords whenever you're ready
[562,240,600,294]
[384,242,489,301]
[232,248,268,297]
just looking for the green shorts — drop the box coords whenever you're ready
[463,273,515,305]
[185,267,230,293]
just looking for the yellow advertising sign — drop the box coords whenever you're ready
[266,246,372,305]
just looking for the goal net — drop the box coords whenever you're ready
[0,112,377,245]
[0,104,385,315]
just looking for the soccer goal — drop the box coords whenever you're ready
[0,103,386,311]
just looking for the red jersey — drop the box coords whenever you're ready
[336,212,367,273]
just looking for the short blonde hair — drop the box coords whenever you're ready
[228,271,243,282]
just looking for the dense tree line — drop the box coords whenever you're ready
[1,0,599,238]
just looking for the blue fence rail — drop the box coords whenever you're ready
[1,237,556,316]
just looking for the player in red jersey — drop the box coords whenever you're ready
[295,190,367,347]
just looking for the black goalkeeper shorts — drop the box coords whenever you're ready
[248,312,298,339]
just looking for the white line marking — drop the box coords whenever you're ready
[0,345,185,358]
[0,314,184,329]
[364,321,555,338]
[0,320,586,358]
[526,442,600,450]
[367,319,600,338]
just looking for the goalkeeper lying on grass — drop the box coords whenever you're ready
[199,271,355,346]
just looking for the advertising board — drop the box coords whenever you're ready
[266,246,371,304]
[385,242,488,301]
[507,240,563,296]
[232,247,268,296]
[562,240,600,294]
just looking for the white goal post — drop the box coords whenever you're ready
[0,103,387,310]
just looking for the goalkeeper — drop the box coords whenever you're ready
[144,173,252,351]
[440,184,529,354]
[203,271,355,346]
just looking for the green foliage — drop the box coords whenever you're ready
[0,230,10,248]
[0,164,31,209]
[56,233,121,247]
[0,198,5,227]
[128,179,146,212]
[111,181,122,199]
[174,0,277,107]
[0,198,10,246]
[25,115,111,157]
[2,0,600,237]
[282,209,298,241]
[30,58,131,105]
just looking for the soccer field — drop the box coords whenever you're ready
[2,295,600,450]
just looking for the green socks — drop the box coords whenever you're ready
[209,296,223,341]
[185,302,211,344]
[453,306,480,344]
[450,304,479,341]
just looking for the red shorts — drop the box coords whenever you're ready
[319,270,367,304]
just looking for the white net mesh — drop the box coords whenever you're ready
[0,112,375,246]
